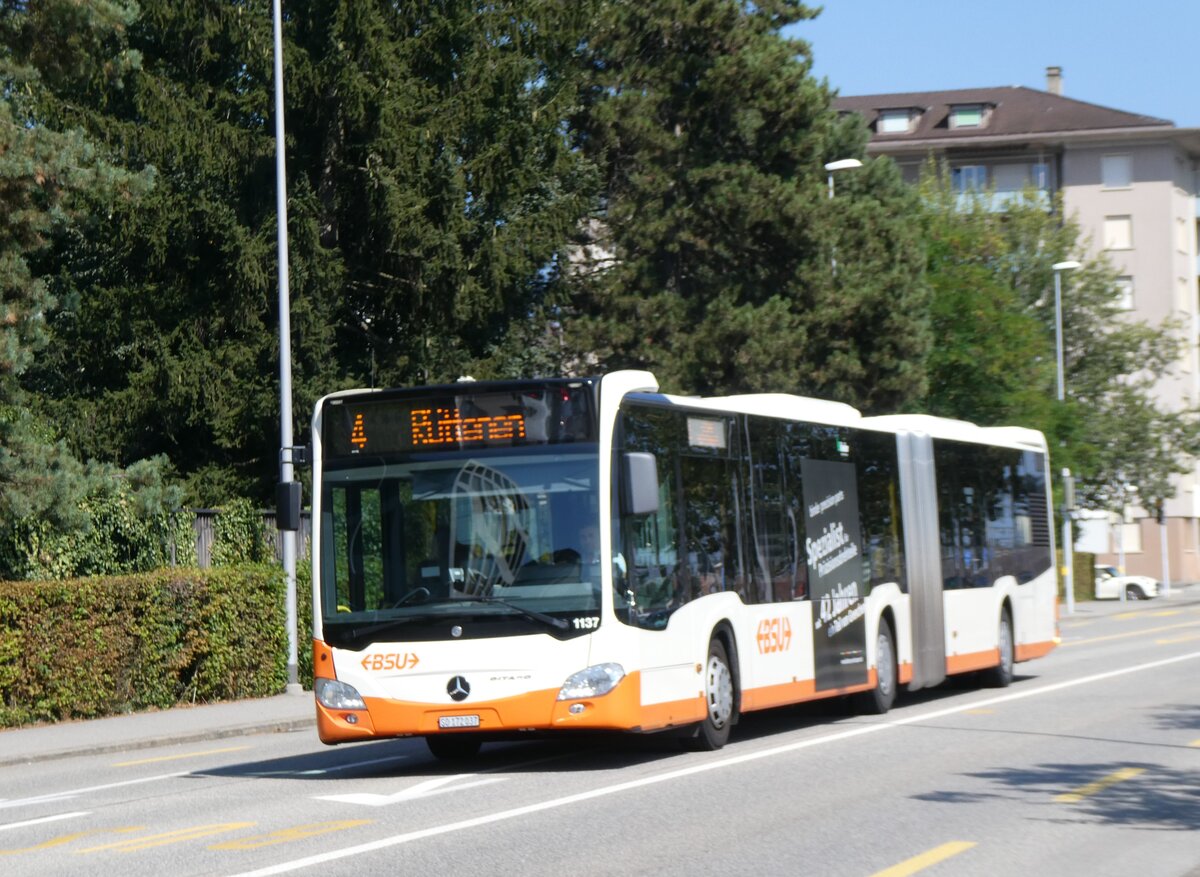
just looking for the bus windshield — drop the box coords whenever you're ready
[318,449,601,644]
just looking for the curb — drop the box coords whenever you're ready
[0,717,317,768]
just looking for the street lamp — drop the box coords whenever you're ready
[824,158,863,200]
[1051,259,1080,614]
[1052,260,1081,401]
[824,159,862,274]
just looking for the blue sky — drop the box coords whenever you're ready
[783,1,1199,128]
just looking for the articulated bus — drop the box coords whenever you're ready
[311,371,1058,758]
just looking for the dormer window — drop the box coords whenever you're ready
[877,108,917,134]
[949,104,988,129]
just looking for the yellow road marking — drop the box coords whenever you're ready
[113,746,250,767]
[964,709,995,715]
[210,820,373,850]
[76,822,254,853]
[1062,620,1200,647]
[1156,634,1200,645]
[2,828,141,855]
[1111,609,1181,620]
[1055,767,1145,804]
[1189,739,1200,748]
[869,842,977,877]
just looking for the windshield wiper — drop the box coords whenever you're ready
[343,614,436,641]
[454,596,570,631]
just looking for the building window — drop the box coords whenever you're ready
[952,165,987,193]
[1115,276,1134,310]
[877,109,914,134]
[993,164,1026,192]
[1103,215,1133,250]
[949,104,985,129]
[1101,154,1133,189]
[992,163,1049,193]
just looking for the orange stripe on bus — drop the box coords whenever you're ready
[1015,640,1057,662]
[740,670,878,713]
[946,649,1000,675]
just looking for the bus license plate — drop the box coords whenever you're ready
[438,715,480,729]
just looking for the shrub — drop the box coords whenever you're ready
[0,565,289,727]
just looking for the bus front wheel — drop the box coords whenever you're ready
[684,637,736,751]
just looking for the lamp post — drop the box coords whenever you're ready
[272,0,301,694]
[1051,260,1080,614]
[1052,261,1080,402]
[824,158,862,274]
[824,158,863,200]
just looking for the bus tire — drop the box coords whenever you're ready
[981,609,1014,688]
[854,618,897,715]
[684,637,736,751]
[426,735,482,760]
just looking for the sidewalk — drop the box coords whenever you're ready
[0,690,316,768]
[1062,581,1200,618]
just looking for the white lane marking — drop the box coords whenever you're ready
[0,811,90,833]
[249,754,410,777]
[0,771,188,810]
[316,774,506,807]
[231,650,1200,876]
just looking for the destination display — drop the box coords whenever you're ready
[324,385,595,456]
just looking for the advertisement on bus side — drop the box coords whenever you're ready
[801,458,868,691]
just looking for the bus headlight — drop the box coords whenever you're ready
[315,678,366,710]
[557,663,625,700]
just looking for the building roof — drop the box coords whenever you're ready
[834,86,1173,141]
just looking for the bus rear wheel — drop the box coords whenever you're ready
[426,735,482,760]
[684,638,735,751]
[981,609,1014,688]
[855,618,897,715]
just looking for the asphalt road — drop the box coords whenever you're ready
[3,596,1198,876]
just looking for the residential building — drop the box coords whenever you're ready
[835,68,1200,585]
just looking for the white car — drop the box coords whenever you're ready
[1093,565,1159,600]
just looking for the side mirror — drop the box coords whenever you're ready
[276,481,302,531]
[620,452,659,516]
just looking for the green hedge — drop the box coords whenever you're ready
[0,564,312,728]
[1057,550,1096,604]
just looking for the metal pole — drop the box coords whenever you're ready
[272,0,300,693]
[1062,468,1074,616]
[1117,490,1127,604]
[1054,270,1065,402]
[1160,512,1172,598]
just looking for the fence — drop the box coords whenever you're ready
[191,510,312,569]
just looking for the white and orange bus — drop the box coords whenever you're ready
[311,371,1058,758]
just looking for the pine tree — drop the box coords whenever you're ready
[19,0,599,503]
[0,0,153,533]
[561,0,929,411]
[285,0,598,387]
[17,0,342,504]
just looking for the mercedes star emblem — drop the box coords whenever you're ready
[447,676,471,702]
